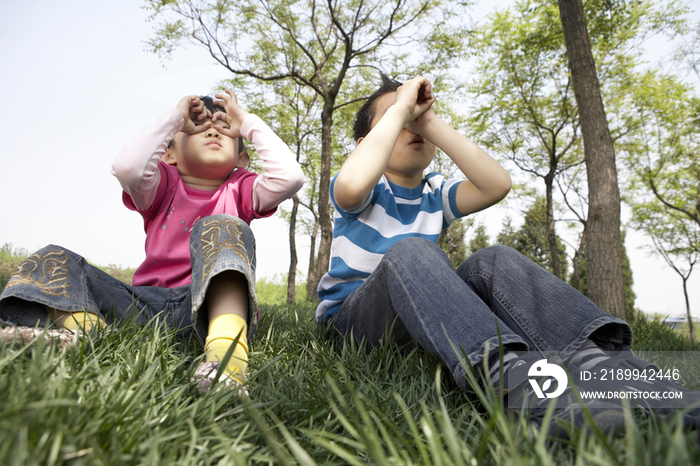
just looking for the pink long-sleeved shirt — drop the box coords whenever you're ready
[112,108,304,288]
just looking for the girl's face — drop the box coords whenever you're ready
[165,117,247,182]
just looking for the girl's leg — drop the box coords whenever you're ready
[203,270,249,384]
[46,307,106,332]
[0,245,153,333]
[188,215,258,392]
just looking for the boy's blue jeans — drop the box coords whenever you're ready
[0,215,259,342]
[328,238,632,391]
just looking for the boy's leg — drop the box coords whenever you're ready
[188,215,258,394]
[455,246,700,428]
[454,244,632,355]
[329,237,528,391]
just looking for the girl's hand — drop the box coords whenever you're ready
[212,89,250,138]
[176,95,212,134]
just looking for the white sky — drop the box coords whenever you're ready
[1,0,698,319]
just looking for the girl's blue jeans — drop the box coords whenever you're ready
[327,238,632,390]
[0,215,259,342]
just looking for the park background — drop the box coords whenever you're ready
[1,0,698,319]
[4,1,700,464]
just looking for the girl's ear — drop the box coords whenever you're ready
[356,137,365,145]
[235,151,249,169]
[163,145,178,165]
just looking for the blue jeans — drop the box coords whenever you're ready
[328,238,632,390]
[0,215,259,342]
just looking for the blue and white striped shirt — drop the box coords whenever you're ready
[316,172,464,321]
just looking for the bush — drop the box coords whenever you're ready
[255,273,309,305]
[0,244,28,290]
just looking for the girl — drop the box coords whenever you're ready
[0,90,304,394]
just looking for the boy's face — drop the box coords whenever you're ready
[164,116,247,181]
[369,91,437,179]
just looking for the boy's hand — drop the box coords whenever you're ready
[394,76,436,128]
[212,89,251,138]
[176,95,212,134]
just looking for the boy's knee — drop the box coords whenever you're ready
[457,244,526,274]
[472,244,517,260]
[385,237,450,267]
[387,237,436,256]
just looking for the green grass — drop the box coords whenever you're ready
[2,304,700,465]
[2,252,700,464]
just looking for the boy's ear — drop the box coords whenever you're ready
[356,137,365,145]
[235,151,249,169]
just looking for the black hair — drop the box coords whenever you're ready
[201,95,247,157]
[353,73,403,141]
[168,95,247,158]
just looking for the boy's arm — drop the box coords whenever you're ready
[333,106,407,211]
[334,77,434,211]
[111,108,184,211]
[411,115,511,216]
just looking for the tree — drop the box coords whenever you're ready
[467,221,490,256]
[557,0,625,318]
[497,197,569,276]
[621,71,700,232]
[572,230,637,320]
[622,68,700,336]
[438,219,470,269]
[469,0,683,318]
[146,0,467,299]
[633,204,699,342]
[467,2,582,280]
[230,78,322,303]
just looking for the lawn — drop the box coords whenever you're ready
[1,300,700,465]
[2,246,700,465]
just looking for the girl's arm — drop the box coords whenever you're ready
[112,96,210,211]
[240,115,305,212]
[111,108,184,211]
[212,90,304,212]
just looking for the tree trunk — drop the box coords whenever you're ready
[683,277,695,343]
[306,220,319,300]
[557,0,626,319]
[309,100,335,302]
[545,176,563,279]
[571,225,587,292]
[286,195,300,303]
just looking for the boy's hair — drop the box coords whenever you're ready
[353,73,403,141]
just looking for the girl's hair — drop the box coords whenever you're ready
[353,73,403,141]
[201,95,248,158]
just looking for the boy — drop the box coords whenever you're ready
[317,74,697,437]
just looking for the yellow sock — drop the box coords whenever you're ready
[61,311,107,332]
[205,314,248,384]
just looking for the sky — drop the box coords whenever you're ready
[1,0,698,319]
